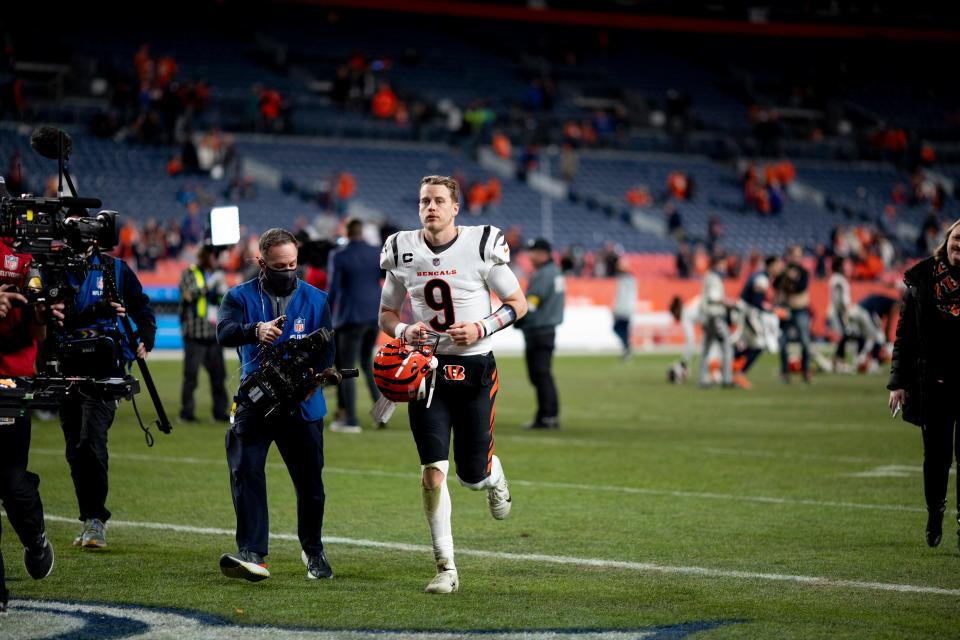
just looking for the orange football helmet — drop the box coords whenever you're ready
[373,332,439,404]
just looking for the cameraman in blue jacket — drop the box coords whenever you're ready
[216,228,335,582]
[59,247,155,550]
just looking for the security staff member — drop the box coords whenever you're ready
[517,238,564,430]
[178,245,228,423]
[326,218,384,432]
[216,228,335,582]
[60,248,155,549]
[0,236,61,611]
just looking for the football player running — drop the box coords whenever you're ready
[378,175,527,594]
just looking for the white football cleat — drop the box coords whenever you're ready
[425,568,459,594]
[487,474,512,520]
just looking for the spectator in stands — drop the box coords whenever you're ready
[887,218,960,549]
[813,244,829,280]
[559,144,579,184]
[326,219,384,433]
[491,131,511,159]
[518,143,539,179]
[138,218,166,270]
[180,202,204,247]
[665,203,684,243]
[178,245,229,423]
[165,219,183,258]
[595,243,621,278]
[371,82,398,120]
[775,245,812,383]
[666,171,688,200]
[559,245,585,276]
[467,181,488,216]
[625,185,652,209]
[331,65,350,108]
[333,170,357,215]
[117,219,138,263]
[463,101,496,139]
[706,215,723,254]
[767,178,784,215]
[675,241,691,279]
[485,177,502,212]
[258,86,285,132]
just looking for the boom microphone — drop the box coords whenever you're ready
[30,126,73,160]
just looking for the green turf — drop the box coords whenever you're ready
[3,355,958,638]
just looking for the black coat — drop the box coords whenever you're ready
[886,256,954,426]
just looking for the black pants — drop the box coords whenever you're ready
[524,329,559,421]
[612,318,630,352]
[921,384,960,515]
[181,337,228,420]
[225,404,326,557]
[60,394,116,523]
[734,347,763,374]
[0,416,46,605]
[408,352,498,484]
[334,322,380,424]
[779,308,811,375]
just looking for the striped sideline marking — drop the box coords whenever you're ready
[32,513,960,598]
[28,448,925,513]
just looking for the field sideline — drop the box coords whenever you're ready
[2,354,958,639]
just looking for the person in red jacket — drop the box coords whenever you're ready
[0,236,64,612]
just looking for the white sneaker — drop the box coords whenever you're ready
[425,568,459,594]
[329,422,362,433]
[487,475,512,520]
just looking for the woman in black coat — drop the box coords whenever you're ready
[888,217,960,549]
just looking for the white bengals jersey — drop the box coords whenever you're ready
[380,225,514,356]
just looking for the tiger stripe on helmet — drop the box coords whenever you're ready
[373,337,437,402]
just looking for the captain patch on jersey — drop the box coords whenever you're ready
[380,225,519,356]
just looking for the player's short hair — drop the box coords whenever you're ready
[419,175,460,204]
[345,218,364,239]
[934,218,960,263]
[259,228,297,257]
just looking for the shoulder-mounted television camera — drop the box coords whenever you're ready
[0,127,171,443]
[238,325,357,418]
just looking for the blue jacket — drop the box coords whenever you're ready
[217,277,335,421]
[326,239,383,328]
[68,253,156,364]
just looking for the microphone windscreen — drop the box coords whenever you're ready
[30,126,73,160]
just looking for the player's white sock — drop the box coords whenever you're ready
[421,461,455,570]
[487,455,505,488]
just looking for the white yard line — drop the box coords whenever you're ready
[696,446,884,464]
[26,513,960,598]
[28,448,924,513]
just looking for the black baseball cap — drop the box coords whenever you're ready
[527,237,552,253]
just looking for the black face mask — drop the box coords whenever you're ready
[261,264,297,295]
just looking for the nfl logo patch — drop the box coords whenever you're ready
[96,277,104,290]
[432,258,440,266]
[4,255,18,271]
[294,317,305,333]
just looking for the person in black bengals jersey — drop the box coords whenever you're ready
[379,175,527,594]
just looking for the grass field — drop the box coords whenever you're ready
[2,353,959,638]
